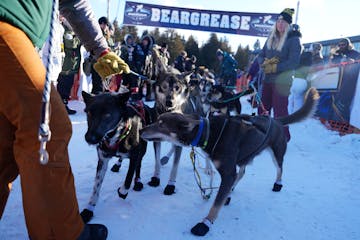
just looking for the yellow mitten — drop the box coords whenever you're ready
[264,57,279,64]
[263,63,277,74]
[94,51,130,79]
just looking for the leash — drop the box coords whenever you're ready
[207,88,253,104]
[38,0,59,165]
[189,117,228,200]
[189,117,216,200]
[190,147,216,200]
[249,83,269,116]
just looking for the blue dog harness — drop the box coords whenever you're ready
[191,118,205,147]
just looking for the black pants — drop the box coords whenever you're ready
[57,73,75,102]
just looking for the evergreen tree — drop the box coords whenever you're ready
[185,35,200,63]
[199,33,222,72]
[234,44,250,71]
[158,29,184,63]
[112,20,122,43]
[219,36,232,54]
[149,28,161,42]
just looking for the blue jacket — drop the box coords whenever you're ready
[258,29,302,85]
[219,51,238,81]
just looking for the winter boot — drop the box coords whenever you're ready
[63,99,76,115]
[77,224,108,240]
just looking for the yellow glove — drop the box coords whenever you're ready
[262,63,277,74]
[263,57,279,65]
[94,51,130,79]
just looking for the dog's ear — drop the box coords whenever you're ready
[117,91,131,106]
[181,71,194,84]
[82,91,94,105]
[178,114,198,131]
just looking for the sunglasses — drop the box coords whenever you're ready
[338,43,347,47]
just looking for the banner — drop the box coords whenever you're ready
[123,1,278,37]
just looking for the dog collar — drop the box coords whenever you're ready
[191,117,205,147]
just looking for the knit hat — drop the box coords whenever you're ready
[98,16,109,25]
[278,8,294,24]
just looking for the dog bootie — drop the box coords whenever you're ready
[110,164,121,172]
[80,209,94,224]
[133,179,144,191]
[117,186,129,199]
[191,219,212,236]
[148,177,160,187]
[272,182,283,192]
[163,184,175,195]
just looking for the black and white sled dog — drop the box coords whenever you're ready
[141,87,319,236]
[207,84,253,116]
[198,75,215,116]
[147,64,211,195]
[80,90,155,223]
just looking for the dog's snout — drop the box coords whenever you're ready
[165,96,172,107]
[85,132,100,145]
[139,128,145,136]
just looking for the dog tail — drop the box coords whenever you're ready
[277,87,320,125]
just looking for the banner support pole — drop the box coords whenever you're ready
[295,1,300,24]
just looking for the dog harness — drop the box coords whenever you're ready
[190,117,210,149]
[100,119,132,154]
[191,118,205,146]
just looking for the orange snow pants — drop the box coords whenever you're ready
[0,21,84,239]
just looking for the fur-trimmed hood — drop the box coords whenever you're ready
[140,34,154,48]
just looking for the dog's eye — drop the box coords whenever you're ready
[174,85,181,92]
[161,83,168,91]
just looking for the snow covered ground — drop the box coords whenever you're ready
[1,98,360,240]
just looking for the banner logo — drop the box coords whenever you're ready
[124,3,152,22]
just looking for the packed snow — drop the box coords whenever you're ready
[1,98,359,240]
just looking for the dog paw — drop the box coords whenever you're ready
[110,164,121,172]
[133,181,144,191]
[272,183,283,192]
[191,222,210,236]
[148,177,160,187]
[80,209,94,223]
[160,156,170,165]
[163,185,176,195]
[224,197,231,206]
[117,187,129,199]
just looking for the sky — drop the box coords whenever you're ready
[1,97,359,239]
[89,0,360,51]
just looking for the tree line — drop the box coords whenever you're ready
[113,20,251,73]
